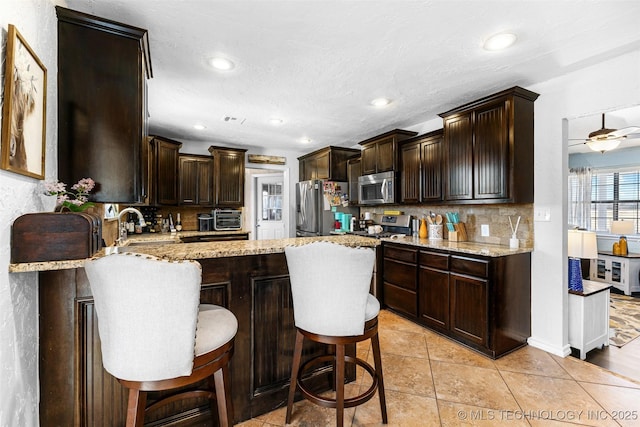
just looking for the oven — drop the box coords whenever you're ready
[212,209,243,231]
[358,171,395,205]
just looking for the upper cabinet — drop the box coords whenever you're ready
[209,146,247,207]
[298,146,360,182]
[439,86,539,204]
[359,129,417,176]
[179,154,213,207]
[149,136,182,205]
[347,157,361,205]
[57,7,152,203]
[399,130,444,204]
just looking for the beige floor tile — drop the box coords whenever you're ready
[235,419,266,426]
[425,333,497,369]
[500,371,619,427]
[495,346,571,379]
[373,352,435,397]
[438,400,530,426]
[579,382,640,427]
[551,354,640,388]
[377,310,429,335]
[378,328,429,359]
[430,360,520,411]
[528,419,593,426]
[352,389,440,427]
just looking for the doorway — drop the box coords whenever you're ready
[245,168,289,240]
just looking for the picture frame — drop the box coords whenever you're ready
[1,24,47,180]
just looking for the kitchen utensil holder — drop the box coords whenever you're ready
[428,224,443,240]
[448,222,467,242]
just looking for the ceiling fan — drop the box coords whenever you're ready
[569,113,640,153]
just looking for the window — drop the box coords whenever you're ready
[589,169,640,233]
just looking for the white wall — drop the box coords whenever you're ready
[0,0,58,424]
[527,50,640,356]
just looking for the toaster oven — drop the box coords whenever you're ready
[213,209,243,231]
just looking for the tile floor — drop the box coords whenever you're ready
[238,310,640,427]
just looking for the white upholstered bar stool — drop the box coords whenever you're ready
[284,242,387,426]
[84,253,238,427]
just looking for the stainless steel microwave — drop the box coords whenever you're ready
[358,171,395,205]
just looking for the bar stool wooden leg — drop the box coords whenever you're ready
[214,365,233,427]
[286,330,305,424]
[371,331,388,423]
[126,389,146,427]
[336,343,346,427]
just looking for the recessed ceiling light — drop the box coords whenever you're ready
[483,32,517,51]
[269,118,284,125]
[300,137,312,144]
[193,124,206,130]
[371,98,391,107]
[210,56,235,71]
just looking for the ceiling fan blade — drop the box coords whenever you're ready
[608,126,640,138]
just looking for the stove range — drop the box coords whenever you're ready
[350,213,412,239]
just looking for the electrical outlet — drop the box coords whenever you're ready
[481,224,490,237]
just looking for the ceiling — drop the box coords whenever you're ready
[59,0,640,155]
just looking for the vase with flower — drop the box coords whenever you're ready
[44,178,96,212]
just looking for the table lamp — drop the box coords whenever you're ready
[567,229,598,292]
[611,220,634,236]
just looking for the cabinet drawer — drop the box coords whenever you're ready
[383,282,417,317]
[419,251,449,270]
[450,255,490,278]
[384,244,417,263]
[383,258,417,290]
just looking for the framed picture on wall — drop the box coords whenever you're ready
[1,24,47,180]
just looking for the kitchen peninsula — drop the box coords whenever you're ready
[10,234,531,425]
[11,235,378,426]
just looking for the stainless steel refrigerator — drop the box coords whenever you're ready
[296,180,358,237]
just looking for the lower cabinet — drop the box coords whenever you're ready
[382,244,418,319]
[383,242,531,358]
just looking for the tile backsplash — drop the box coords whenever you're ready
[365,203,534,248]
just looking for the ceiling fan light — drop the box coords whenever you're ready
[210,56,235,71]
[586,139,621,153]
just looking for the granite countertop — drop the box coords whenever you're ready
[9,235,379,273]
[380,235,533,257]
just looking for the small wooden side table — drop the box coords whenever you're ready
[568,280,611,360]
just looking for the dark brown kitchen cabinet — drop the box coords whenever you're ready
[384,241,531,359]
[359,129,417,175]
[418,250,450,332]
[179,154,213,206]
[399,130,443,203]
[298,146,360,182]
[382,243,418,319]
[57,7,151,203]
[439,86,539,204]
[347,157,361,205]
[209,146,247,207]
[150,136,182,205]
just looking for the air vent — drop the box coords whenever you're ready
[221,116,246,124]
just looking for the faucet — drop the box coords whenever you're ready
[116,207,146,246]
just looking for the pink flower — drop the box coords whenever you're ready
[43,178,96,212]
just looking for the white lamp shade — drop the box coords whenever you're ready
[586,139,621,153]
[567,229,598,259]
[611,220,634,235]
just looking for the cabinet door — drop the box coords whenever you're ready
[450,273,488,346]
[213,148,246,207]
[347,158,361,205]
[421,136,443,201]
[179,156,198,205]
[418,266,449,332]
[314,151,330,180]
[444,114,473,200]
[155,139,181,205]
[400,142,421,203]
[474,101,509,199]
[197,158,214,206]
[361,143,377,175]
[376,137,396,173]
